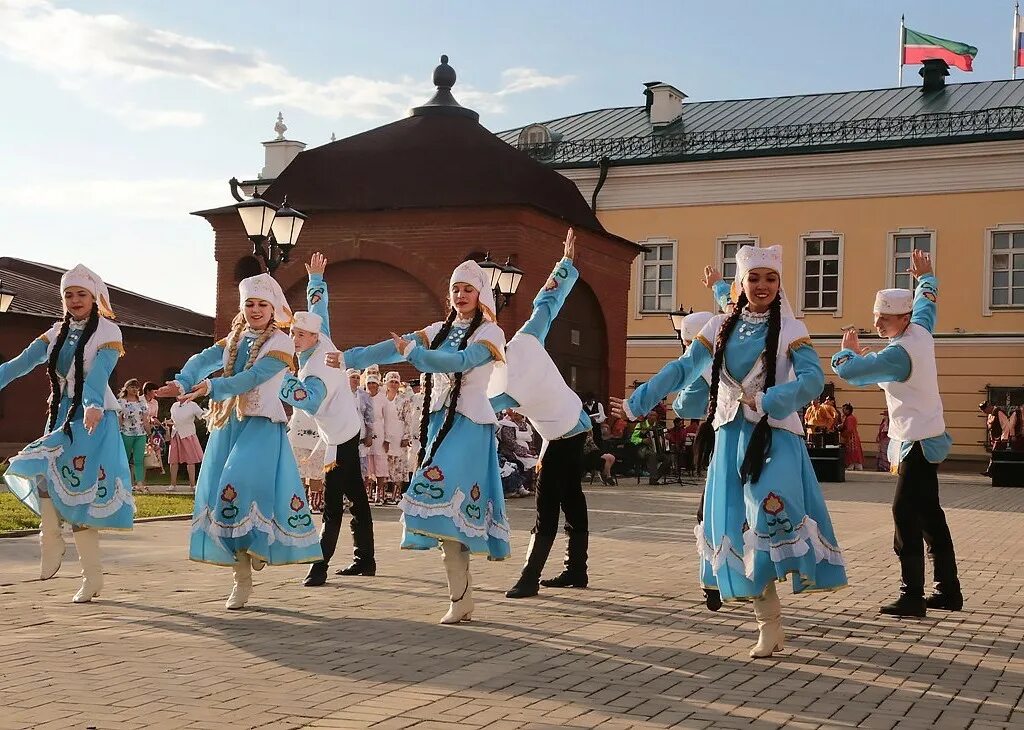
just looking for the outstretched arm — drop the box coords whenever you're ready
[208,354,289,401]
[0,337,48,391]
[403,340,497,374]
[306,253,331,338]
[832,344,911,386]
[520,229,579,344]
[280,373,327,414]
[343,334,418,371]
[618,339,713,421]
[174,343,227,393]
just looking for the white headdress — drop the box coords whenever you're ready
[61,264,115,319]
[732,244,794,318]
[873,288,913,315]
[238,273,293,326]
[291,311,323,336]
[345,368,360,378]
[365,373,381,385]
[384,370,401,384]
[450,259,497,322]
[680,311,714,344]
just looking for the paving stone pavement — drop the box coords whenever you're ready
[1,471,1022,730]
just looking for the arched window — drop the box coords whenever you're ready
[517,124,552,147]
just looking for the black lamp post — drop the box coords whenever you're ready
[668,306,692,345]
[235,190,308,275]
[477,253,524,315]
[0,277,14,313]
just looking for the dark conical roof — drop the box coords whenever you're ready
[256,113,605,232]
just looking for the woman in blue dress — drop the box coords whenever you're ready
[612,245,847,659]
[156,273,322,609]
[0,265,135,603]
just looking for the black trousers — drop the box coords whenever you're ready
[533,432,588,538]
[321,434,375,566]
[892,442,959,597]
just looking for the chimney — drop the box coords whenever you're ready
[919,59,949,93]
[260,112,306,180]
[643,81,686,126]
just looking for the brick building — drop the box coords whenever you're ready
[194,57,640,398]
[0,257,214,457]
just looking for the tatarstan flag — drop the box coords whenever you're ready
[903,27,978,71]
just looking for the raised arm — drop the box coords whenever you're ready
[911,273,937,333]
[175,343,227,393]
[306,253,331,338]
[280,373,327,414]
[622,338,713,421]
[521,257,579,345]
[760,343,825,419]
[0,337,48,391]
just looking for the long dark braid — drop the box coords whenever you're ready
[46,314,73,434]
[416,308,457,467]
[419,308,484,468]
[48,302,100,441]
[694,292,747,470]
[739,293,782,484]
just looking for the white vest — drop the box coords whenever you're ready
[42,317,122,412]
[879,323,946,443]
[487,332,582,441]
[421,320,506,426]
[222,329,293,424]
[704,315,809,438]
[294,338,362,452]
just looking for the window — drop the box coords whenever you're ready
[517,124,551,147]
[802,236,842,312]
[639,239,675,312]
[719,237,756,288]
[987,386,1024,409]
[892,232,932,290]
[990,229,1024,308]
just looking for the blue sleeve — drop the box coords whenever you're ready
[762,344,825,420]
[712,279,731,312]
[831,344,911,386]
[0,337,48,391]
[626,339,712,420]
[406,341,494,374]
[176,344,226,393]
[911,273,937,333]
[673,377,710,420]
[343,335,416,371]
[490,393,520,412]
[307,273,331,338]
[83,347,120,409]
[280,373,327,414]
[521,257,578,344]
[208,355,288,401]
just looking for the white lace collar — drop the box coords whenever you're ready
[740,307,770,324]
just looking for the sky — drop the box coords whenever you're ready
[1,0,1020,315]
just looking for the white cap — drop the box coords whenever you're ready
[291,311,323,335]
[450,259,497,322]
[384,371,401,384]
[365,373,381,385]
[680,311,714,343]
[873,288,913,315]
[731,244,794,318]
[61,264,115,319]
[239,273,293,326]
[345,368,360,378]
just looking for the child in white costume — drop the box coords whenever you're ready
[157,273,321,609]
[0,265,135,603]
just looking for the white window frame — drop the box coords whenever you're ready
[887,227,936,291]
[983,223,1024,316]
[716,234,759,296]
[635,237,678,316]
[795,231,845,319]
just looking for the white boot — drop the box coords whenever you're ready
[749,582,785,659]
[71,528,103,603]
[226,554,253,610]
[39,498,66,580]
[439,540,473,624]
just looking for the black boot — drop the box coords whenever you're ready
[506,533,555,599]
[703,588,722,612]
[927,548,963,610]
[336,515,376,576]
[541,530,588,588]
[880,553,926,617]
[303,510,343,586]
[303,562,329,587]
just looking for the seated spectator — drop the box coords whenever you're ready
[497,411,533,497]
[583,429,617,485]
[634,411,670,485]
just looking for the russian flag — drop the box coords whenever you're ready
[1018,14,1024,67]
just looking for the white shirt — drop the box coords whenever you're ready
[170,400,205,439]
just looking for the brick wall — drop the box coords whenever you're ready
[205,205,637,401]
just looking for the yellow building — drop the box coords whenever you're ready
[502,70,1024,460]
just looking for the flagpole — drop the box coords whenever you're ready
[898,14,905,86]
[1015,2,1020,80]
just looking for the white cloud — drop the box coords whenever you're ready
[0,0,575,126]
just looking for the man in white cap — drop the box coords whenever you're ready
[832,249,960,617]
[382,370,407,503]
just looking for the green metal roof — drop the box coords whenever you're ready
[498,79,1024,167]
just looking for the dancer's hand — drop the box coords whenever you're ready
[841,328,870,355]
[180,380,209,403]
[153,381,182,398]
[701,266,723,289]
[306,252,327,276]
[391,332,411,356]
[908,249,932,278]
[324,351,343,369]
[609,396,629,421]
[84,406,102,434]
[737,390,756,409]
[563,227,576,261]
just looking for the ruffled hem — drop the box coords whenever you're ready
[741,515,846,576]
[399,491,511,544]
[191,503,322,548]
[694,522,745,574]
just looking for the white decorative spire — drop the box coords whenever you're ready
[330,132,336,142]
[274,112,287,141]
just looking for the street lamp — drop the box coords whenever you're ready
[235,190,308,275]
[476,253,524,315]
[668,306,692,345]
[0,277,14,313]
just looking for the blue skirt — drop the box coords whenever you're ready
[399,411,511,560]
[3,399,135,530]
[189,413,322,566]
[697,418,847,601]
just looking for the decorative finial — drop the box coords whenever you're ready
[410,53,479,121]
[330,132,336,142]
[432,54,456,90]
[274,112,287,141]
